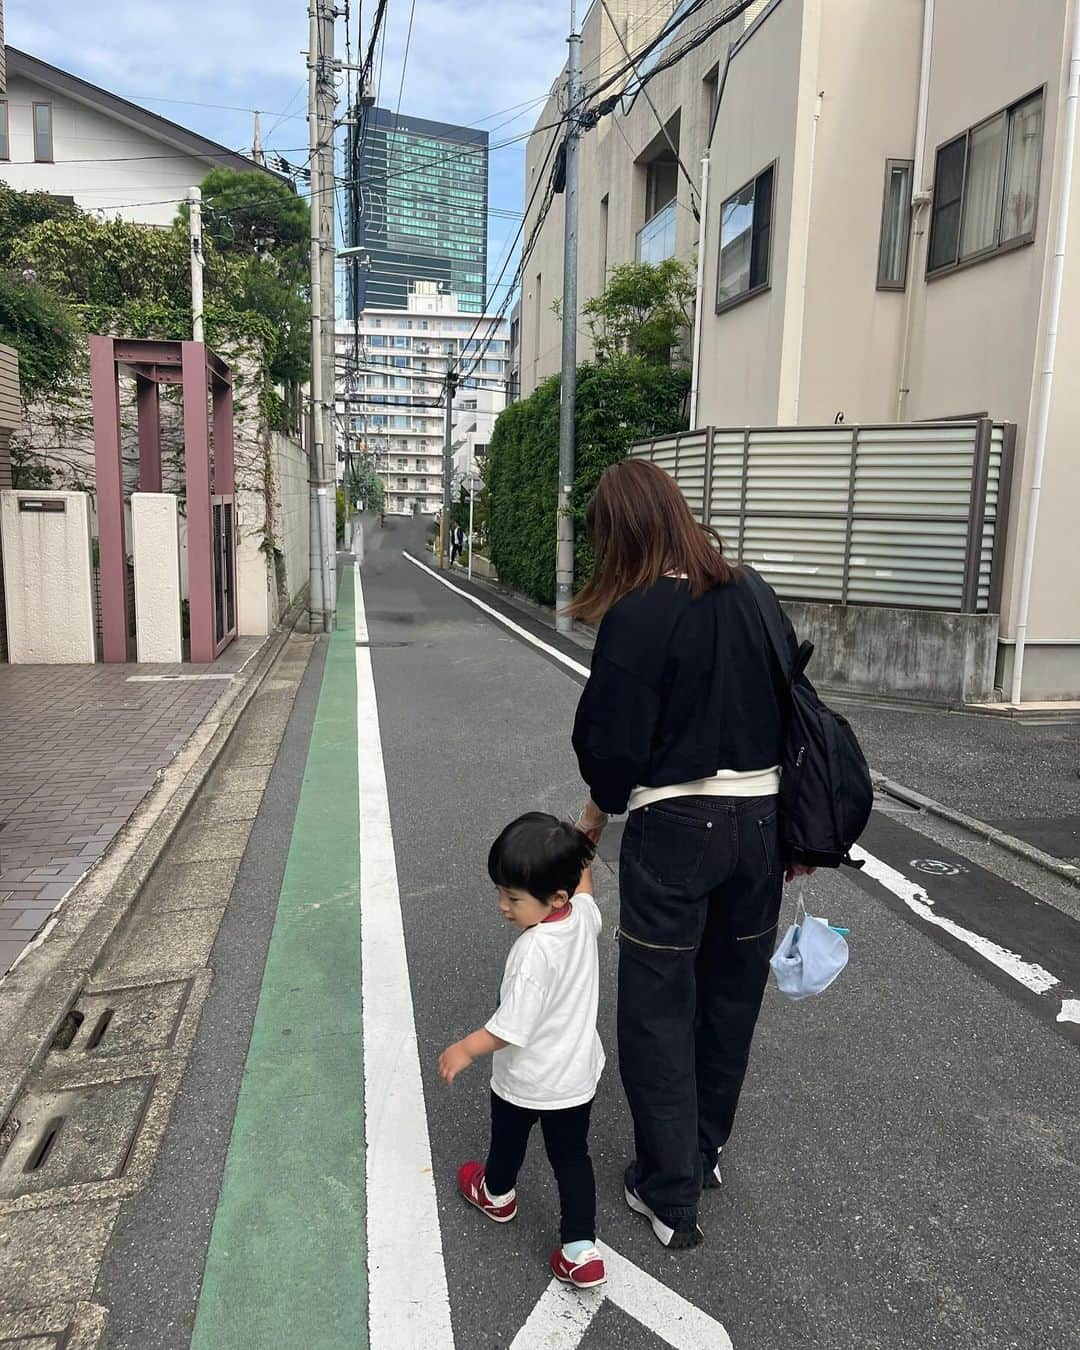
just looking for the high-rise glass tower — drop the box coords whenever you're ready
[348,107,488,315]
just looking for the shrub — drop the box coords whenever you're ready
[486,357,690,607]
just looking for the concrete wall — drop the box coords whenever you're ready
[0,489,95,663]
[1,72,216,226]
[272,431,310,613]
[131,493,182,662]
[786,599,1000,706]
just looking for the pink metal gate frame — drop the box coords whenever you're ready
[90,336,236,664]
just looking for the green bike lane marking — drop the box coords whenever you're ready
[193,567,366,1350]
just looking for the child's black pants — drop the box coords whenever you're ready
[484,1090,595,1244]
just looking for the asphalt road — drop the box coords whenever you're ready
[366,519,1080,1350]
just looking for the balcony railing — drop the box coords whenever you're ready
[636,199,677,266]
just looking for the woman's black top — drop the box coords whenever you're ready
[572,573,795,816]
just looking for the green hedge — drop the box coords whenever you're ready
[486,358,690,607]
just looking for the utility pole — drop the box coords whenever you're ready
[555,5,582,633]
[317,0,338,620]
[440,370,458,569]
[187,186,204,343]
[306,0,333,632]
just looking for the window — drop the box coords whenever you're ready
[716,163,774,310]
[877,159,913,289]
[928,90,1044,275]
[33,102,54,162]
[0,103,8,161]
[703,65,720,137]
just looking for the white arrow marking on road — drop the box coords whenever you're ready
[851,846,1061,996]
[1057,998,1080,1024]
[509,1242,733,1350]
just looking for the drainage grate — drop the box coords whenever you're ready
[0,1075,155,1199]
[49,980,194,1060]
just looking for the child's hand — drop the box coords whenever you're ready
[438,1041,473,1084]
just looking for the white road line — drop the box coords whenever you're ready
[851,845,1062,997]
[1057,998,1080,1024]
[402,550,591,679]
[355,564,454,1349]
[509,1241,734,1350]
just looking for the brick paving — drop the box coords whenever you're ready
[0,639,264,973]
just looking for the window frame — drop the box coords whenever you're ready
[927,87,1045,280]
[32,101,54,163]
[876,158,914,291]
[715,160,777,315]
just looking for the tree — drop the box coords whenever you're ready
[179,170,310,387]
[182,169,308,259]
[486,358,690,606]
[0,184,79,268]
[0,268,81,402]
[581,259,695,365]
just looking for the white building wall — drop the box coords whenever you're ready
[1,72,226,225]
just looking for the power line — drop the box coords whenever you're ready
[598,0,700,220]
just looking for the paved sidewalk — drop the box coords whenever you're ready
[0,640,263,972]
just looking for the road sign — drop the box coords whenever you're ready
[509,1242,734,1349]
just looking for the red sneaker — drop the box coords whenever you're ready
[550,1246,606,1289]
[457,1161,517,1223]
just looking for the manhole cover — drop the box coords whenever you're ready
[0,1074,155,1199]
[50,979,194,1060]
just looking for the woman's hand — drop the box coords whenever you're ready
[576,799,609,845]
[784,864,817,884]
[438,1041,473,1084]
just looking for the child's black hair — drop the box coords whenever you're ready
[487,812,596,902]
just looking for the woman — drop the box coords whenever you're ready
[571,459,810,1251]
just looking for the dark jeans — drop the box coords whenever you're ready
[484,1090,596,1244]
[618,794,783,1219]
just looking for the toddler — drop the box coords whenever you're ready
[438,812,605,1289]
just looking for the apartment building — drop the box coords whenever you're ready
[451,385,504,487]
[520,0,1080,699]
[519,0,773,395]
[336,285,508,517]
[693,0,1079,699]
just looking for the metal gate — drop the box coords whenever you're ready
[211,496,237,651]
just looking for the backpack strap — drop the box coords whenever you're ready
[741,566,795,686]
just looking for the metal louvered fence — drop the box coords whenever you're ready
[628,419,1015,614]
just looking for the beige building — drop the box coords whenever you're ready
[520,0,1080,700]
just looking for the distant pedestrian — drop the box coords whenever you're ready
[570,459,812,1251]
[438,813,606,1290]
[449,523,466,567]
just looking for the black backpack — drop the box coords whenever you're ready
[744,569,873,869]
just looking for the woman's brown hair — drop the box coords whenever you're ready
[566,458,738,625]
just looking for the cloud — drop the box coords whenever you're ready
[7,0,572,301]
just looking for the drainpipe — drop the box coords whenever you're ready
[689,152,711,427]
[896,0,935,421]
[1011,0,1080,703]
[791,91,824,424]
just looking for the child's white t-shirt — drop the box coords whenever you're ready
[486,893,605,1111]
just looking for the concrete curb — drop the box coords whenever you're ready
[0,602,308,1127]
[873,774,1080,889]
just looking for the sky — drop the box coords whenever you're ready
[6,0,572,309]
